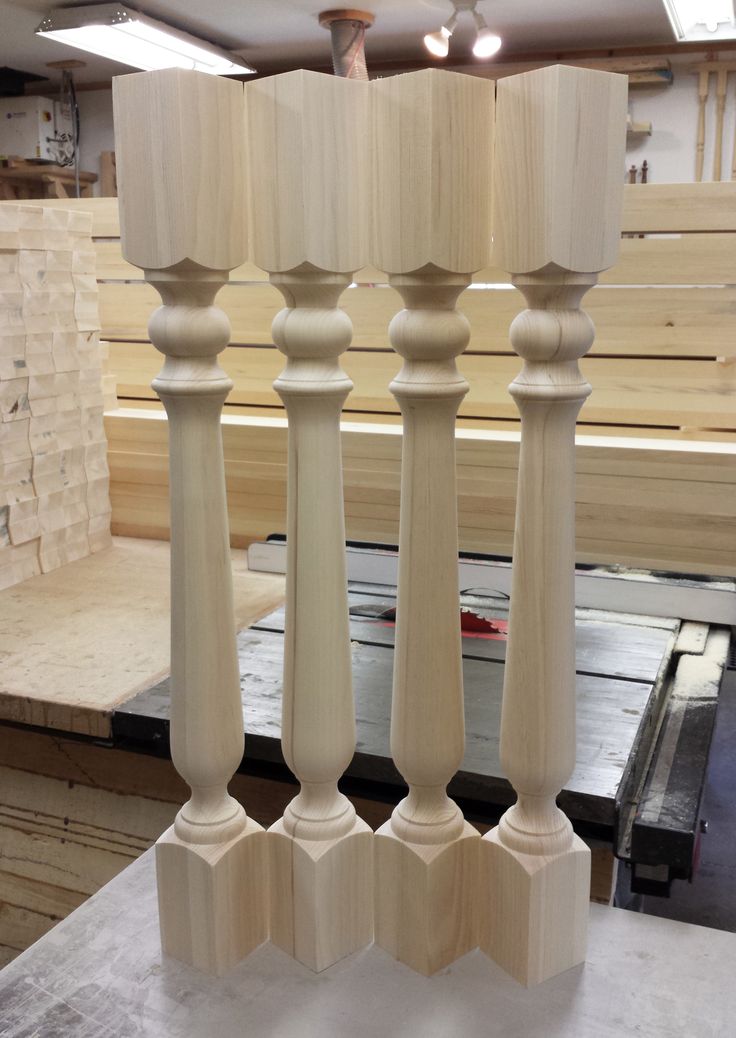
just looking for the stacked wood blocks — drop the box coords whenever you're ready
[0,203,112,590]
[113,64,627,988]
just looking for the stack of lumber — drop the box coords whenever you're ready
[0,203,111,590]
[9,188,736,577]
[14,190,736,440]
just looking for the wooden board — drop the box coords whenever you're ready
[11,192,736,444]
[106,341,736,430]
[104,412,736,576]
[0,536,285,737]
[97,283,736,359]
[92,233,736,288]
[621,182,736,233]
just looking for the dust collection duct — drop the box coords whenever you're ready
[319,8,374,79]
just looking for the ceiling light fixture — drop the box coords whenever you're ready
[423,12,458,59]
[424,1,501,61]
[661,0,736,42]
[35,4,255,76]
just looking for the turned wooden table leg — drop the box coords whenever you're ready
[697,69,710,183]
[370,69,494,976]
[113,69,267,975]
[714,69,728,182]
[479,65,627,987]
[245,70,371,972]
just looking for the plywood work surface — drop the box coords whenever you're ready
[1,849,734,1038]
[0,537,286,738]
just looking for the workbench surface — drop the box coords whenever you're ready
[0,538,285,737]
[1,848,734,1038]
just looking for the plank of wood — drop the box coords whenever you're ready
[98,283,736,359]
[94,233,736,289]
[0,536,285,736]
[14,184,736,243]
[107,340,736,430]
[621,182,736,232]
[0,198,120,237]
[104,412,736,575]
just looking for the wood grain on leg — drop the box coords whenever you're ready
[113,68,267,975]
[481,64,628,987]
[370,69,494,975]
[246,70,372,972]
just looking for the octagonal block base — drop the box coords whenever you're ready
[374,820,479,975]
[155,816,268,976]
[269,816,373,972]
[479,826,590,987]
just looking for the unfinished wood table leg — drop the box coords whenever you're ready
[481,269,596,986]
[245,70,372,972]
[697,69,710,182]
[714,69,728,182]
[480,64,627,987]
[147,268,268,973]
[373,268,479,975]
[370,68,494,976]
[113,68,267,975]
[266,267,372,972]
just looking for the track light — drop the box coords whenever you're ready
[423,12,458,58]
[472,11,502,57]
[423,2,502,61]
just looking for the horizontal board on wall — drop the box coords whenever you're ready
[105,411,736,576]
[98,282,736,359]
[17,186,736,270]
[120,397,736,441]
[108,341,736,430]
[92,234,736,288]
[621,182,736,233]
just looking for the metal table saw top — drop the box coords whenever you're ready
[114,580,731,889]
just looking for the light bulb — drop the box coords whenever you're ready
[423,12,457,58]
[423,26,451,57]
[473,27,502,57]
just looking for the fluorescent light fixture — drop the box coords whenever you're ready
[662,0,736,41]
[36,4,255,75]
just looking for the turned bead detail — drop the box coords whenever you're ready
[271,269,354,404]
[507,272,597,407]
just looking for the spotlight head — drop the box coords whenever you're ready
[423,11,458,58]
[473,26,502,57]
[424,26,451,57]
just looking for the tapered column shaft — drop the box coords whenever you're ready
[480,63,628,987]
[498,273,595,855]
[113,68,267,976]
[245,70,372,972]
[388,273,470,844]
[149,272,246,843]
[696,69,709,183]
[370,69,494,975]
[272,270,356,841]
[714,69,728,182]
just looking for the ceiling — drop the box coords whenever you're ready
[1,0,679,86]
